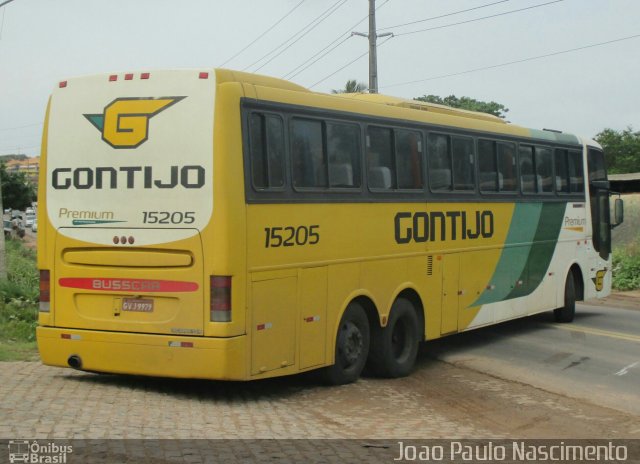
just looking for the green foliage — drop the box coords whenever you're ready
[332,79,368,94]
[414,94,509,119]
[0,162,37,210]
[0,238,38,302]
[612,239,640,291]
[0,239,39,351]
[0,298,38,342]
[594,127,640,174]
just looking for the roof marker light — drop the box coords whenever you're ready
[59,81,68,88]
[140,72,150,80]
[109,74,118,82]
[199,72,209,79]
[125,73,133,80]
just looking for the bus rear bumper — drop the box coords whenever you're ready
[36,326,247,380]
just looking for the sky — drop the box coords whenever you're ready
[1,0,639,157]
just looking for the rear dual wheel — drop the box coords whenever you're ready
[367,298,420,378]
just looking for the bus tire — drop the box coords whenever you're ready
[367,298,419,378]
[554,272,576,323]
[320,302,370,385]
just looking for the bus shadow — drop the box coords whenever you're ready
[62,308,606,398]
[416,308,603,366]
[63,365,327,401]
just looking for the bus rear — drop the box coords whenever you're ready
[36,70,246,379]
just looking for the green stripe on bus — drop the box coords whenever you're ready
[472,203,541,306]
[472,202,565,306]
[506,202,566,299]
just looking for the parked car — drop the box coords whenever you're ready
[31,220,38,232]
[24,214,36,228]
[3,219,12,238]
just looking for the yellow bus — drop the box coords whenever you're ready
[36,69,623,384]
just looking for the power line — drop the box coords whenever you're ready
[381,33,640,89]
[378,0,510,31]
[395,0,565,37]
[218,0,306,68]
[284,36,352,80]
[306,0,563,91]
[310,35,394,89]
[283,0,391,80]
[243,0,347,72]
[0,0,16,8]
[254,0,348,73]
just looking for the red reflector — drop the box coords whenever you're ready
[125,73,133,80]
[140,72,150,80]
[61,334,71,339]
[199,72,209,79]
[39,270,50,302]
[181,342,194,348]
[210,276,231,322]
[59,81,67,88]
[109,74,117,82]
[39,270,51,313]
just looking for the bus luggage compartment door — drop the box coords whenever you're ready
[250,271,296,375]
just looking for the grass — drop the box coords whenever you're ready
[611,193,640,291]
[0,238,39,361]
[612,239,640,291]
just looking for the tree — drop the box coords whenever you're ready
[0,164,36,211]
[414,94,509,119]
[332,79,368,94]
[594,127,640,174]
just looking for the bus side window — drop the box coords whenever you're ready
[292,118,326,189]
[427,133,452,191]
[554,148,570,193]
[249,113,285,190]
[452,136,475,191]
[568,150,584,193]
[327,122,361,188]
[497,142,517,192]
[536,147,554,193]
[520,145,536,193]
[367,126,396,190]
[478,139,497,192]
[396,129,423,189]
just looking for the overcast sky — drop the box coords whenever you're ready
[1,0,639,157]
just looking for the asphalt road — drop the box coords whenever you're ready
[424,302,640,418]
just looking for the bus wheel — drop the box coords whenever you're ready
[368,298,419,378]
[320,302,370,385]
[554,272,576,323]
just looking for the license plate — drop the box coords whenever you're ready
[122,298,154,312]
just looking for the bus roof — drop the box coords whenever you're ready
[215,68,582,146]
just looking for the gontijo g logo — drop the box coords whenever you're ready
[84,97,185,149]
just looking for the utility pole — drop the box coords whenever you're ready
[352,0,392,94]
[0,178,6,280]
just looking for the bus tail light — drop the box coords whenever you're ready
[210,276,231,322]
[39,270,50,312]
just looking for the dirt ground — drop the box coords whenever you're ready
[585,290,640,310]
